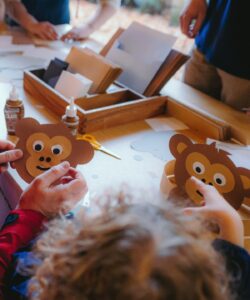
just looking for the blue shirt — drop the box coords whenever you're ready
[18,0,70,25]
[195,0,250,80]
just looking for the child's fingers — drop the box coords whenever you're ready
[0,140,15,151]
[183,206,203,215]
[39,161,70,187]
[190,176,214,196]
[0,149,23,164]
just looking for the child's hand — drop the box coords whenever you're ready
[28,21,58,40]
[0,140,23,173]
[19,162,88,218]
[61,26,91,41]
[184,176,244,246]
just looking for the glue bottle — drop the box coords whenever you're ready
[61,97,79,136]
[4,85,24,135]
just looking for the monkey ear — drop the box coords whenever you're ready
[238,167,250,196]
[15,118,40,138]
[169,134,193,158]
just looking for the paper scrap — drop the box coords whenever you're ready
[131,131,176,161]
[0,35,13,46]
[0,55,46,69]
[145,117,189,132]
[23,47,67,62]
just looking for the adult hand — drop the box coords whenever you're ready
[184,177,244,246]
[180,0,207,38]
[0,140,23,173]
[61,26,92,41]
[19,161,88,218]
[28,21,58,40]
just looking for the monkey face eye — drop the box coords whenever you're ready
[192,162,205,175]
[51,145,63,155]
[33,141,44,152]
[213,173,226,186]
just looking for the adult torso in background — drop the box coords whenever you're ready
[195,0,250,80]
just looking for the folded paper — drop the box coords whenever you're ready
[165,134,250,210]
[43,58,69,87]
[55,70,93,99]
[15,118,94,183]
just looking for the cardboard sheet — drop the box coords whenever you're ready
[106,22,176,94]
[146,117,189,132]
[66,47,122,94]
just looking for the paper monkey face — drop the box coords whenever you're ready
[15,118,94,183]
[26,133,72,177]
[168,134,250,210]
[184,152,235,204]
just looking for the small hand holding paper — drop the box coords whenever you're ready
[184,177,244,247]
[0,140,23,173]
[61,26,92,41]
[19,161,88,217]
[14,118,94,183]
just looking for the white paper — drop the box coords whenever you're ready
[106,22,176,94]
[22,47,67,62]
[55,70,93,99]
[146,117,189,132]
[0,55,46,69]
[0,35,13,46]
[0,44,35,53]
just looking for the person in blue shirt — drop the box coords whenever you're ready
[180,0,250,110]
[4,0,120,41]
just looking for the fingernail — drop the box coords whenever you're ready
[15,149,23,158]
[62,161,70,169]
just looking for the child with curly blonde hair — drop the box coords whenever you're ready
[1,164,250,300]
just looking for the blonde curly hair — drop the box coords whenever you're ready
[29,191,232,300]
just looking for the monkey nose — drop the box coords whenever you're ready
[201,178,206,183]
[46,157,52,162]
[209,182,213,186]
[39,156,44,161]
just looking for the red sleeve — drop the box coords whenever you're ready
[0,209,46,283]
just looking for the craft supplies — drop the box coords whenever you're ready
[4,85,24,135]
[77,134,121,160]
[61,97,79,136]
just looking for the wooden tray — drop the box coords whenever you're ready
[24,68,167,133]
[23,26,189,133]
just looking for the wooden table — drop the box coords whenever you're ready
[0,27,250,251]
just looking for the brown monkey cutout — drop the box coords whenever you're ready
[166,134,250,210]
[15,118,94,183]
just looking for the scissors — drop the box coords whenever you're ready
[77,134,121,160]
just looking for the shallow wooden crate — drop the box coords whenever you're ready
[24,68,168,133]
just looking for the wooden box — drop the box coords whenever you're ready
[23,27,189,133]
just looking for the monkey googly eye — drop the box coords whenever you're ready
[213,173,226,186]
[51,145,63,155]
[192,162,205,175]
[33,140,44,152]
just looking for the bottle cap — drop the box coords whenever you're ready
[66,97,77,118]
[9,85,20,101]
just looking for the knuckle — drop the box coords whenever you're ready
[33,177,43,189]
[51,166,60,176]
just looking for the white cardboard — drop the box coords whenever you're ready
[55,70,93,99]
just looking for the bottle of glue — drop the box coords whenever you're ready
[61,97,79,136]
[4,85,25,135]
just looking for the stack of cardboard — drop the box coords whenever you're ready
[66,47,122,94]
